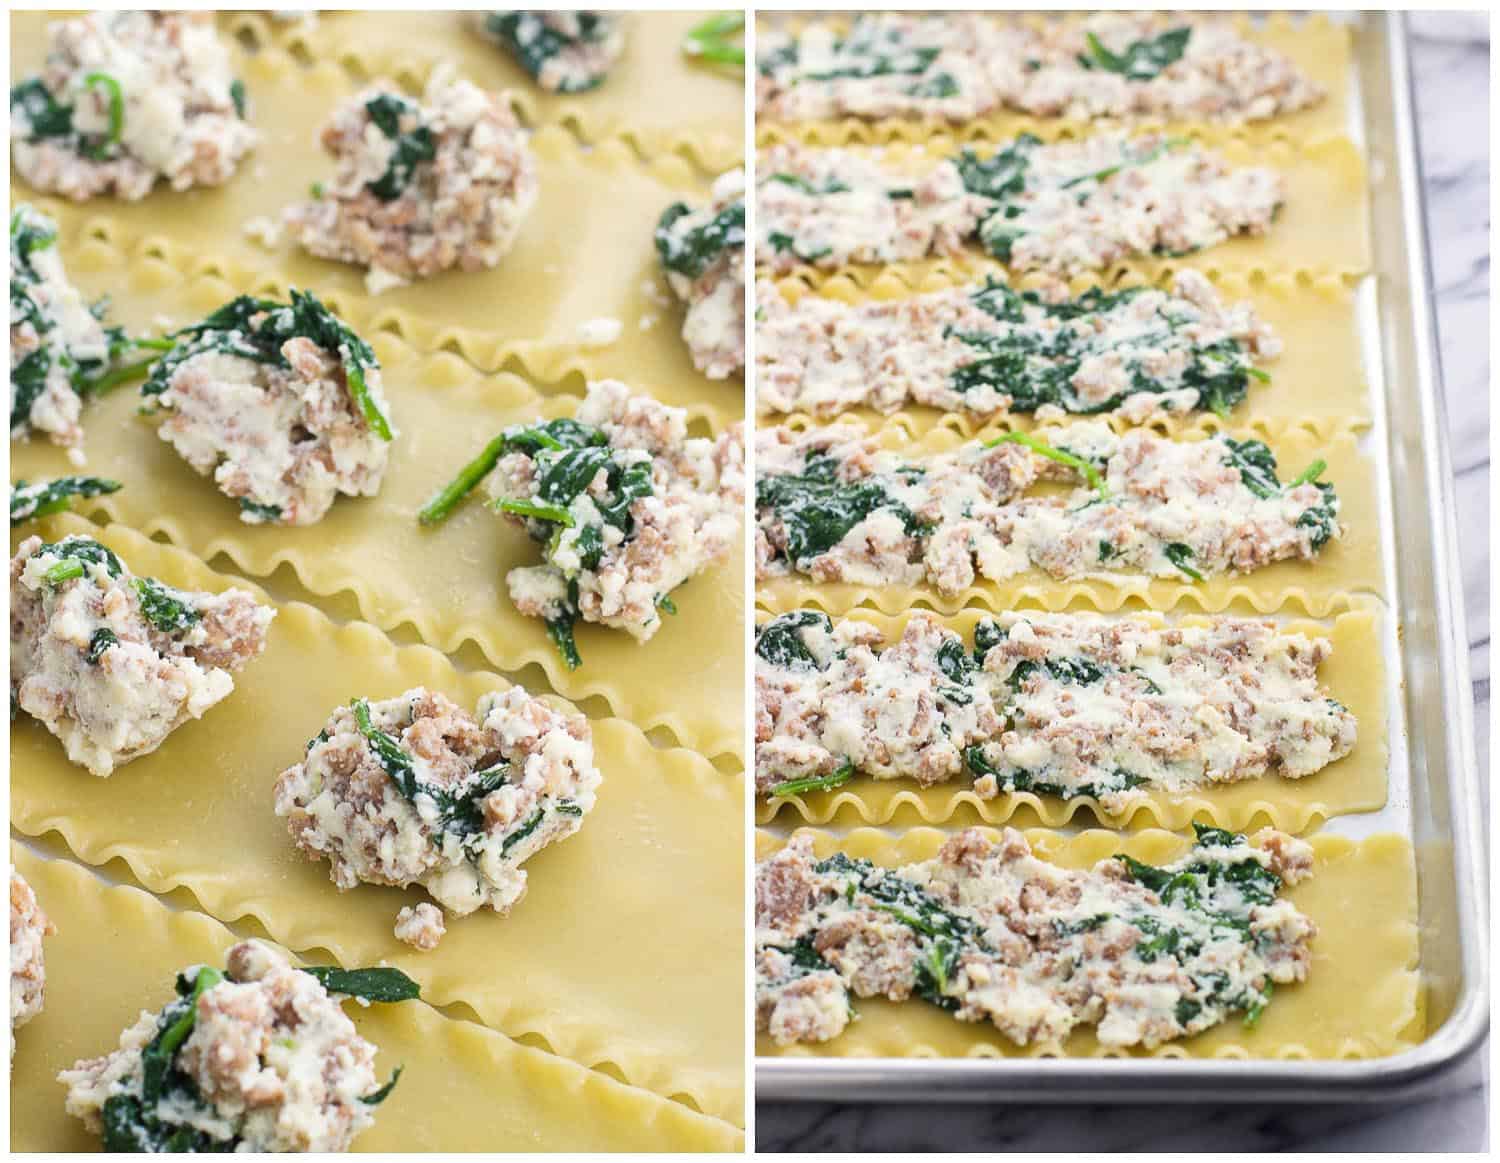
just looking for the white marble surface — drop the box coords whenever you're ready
[755,12,1490,1152]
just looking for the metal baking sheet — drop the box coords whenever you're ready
[754,10,1488,1103]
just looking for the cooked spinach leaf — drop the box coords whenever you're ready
[302,965,421,1002]
[755,610,834,672]
[655,199,745,279]
[486,11,618,92]
[1077,26,1191,81]
[1164,541,1204,582]
[757,452,925,568]
[9,476,120,526]
[965,744,1145,801]
[86,627,119,664]
[132,577,203,635]
[769,758,854,799]
[36,536,124,585]
[363,93,436,201]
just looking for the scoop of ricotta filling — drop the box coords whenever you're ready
[10,535,275,777]
[654,168,747,380]
[756,826,1317,1050]
[285,67,539,294]
[274,685,602,939]
[10,867,55,1060]
[477,11,626,93]
[59,941,408,1153]
[10,11,257,202]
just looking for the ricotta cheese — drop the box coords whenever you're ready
[10,868,55,1060]
[756,826,1317,1049]
[754,609,1357,810]
[59,941,394,1152]
[756,269,1279,422]
[10,535,275,777]
[477,11,625,93]
[655,168,746,379]
[275,686,602,926]
[285,67,538,293]
[755,421,1341,593]
[10,11,257,202]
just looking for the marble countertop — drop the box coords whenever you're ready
[755,12,1490,1152]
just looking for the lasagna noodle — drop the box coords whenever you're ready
[756,604,1387,831]
[10,364,746,764]
[220,9,746,174]
[754,423,1382,619]
[754,11,1352,147]
[8,845,743,1151]
[9,518,745,1126]
[755,136,1370,284]
[759,268,1369,439]
[8,33,744,432]
[754,827,1422,1061]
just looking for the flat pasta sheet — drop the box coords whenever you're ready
[11,356,746,763]
[755,12,1353,148]
[223,9,746,173]
[757,135,1370,285]
[754,827,1422,1061]
[10,19,744,432]
[759,268,1370,440]
[10,518,745,1126]
[9,846,743,1152]
[757,604,1387,831]
[755,423,1383,619]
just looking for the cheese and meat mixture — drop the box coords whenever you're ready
[141,292,395,526]
[477,11,625,93]
[755,135,1283,278]
[754,610,1356,810]
[756,269,1278,423]
[756,826,1317,1049]
[756,13,1323,126]
[10,11,257,202]
[59,941,390,1152]
[285,68,538,295]
[274,685,601,938]
[755,421,1340,594]
[654,168,747,380]
[10,535,274,778]
[10,868,55,1060]
[491,381,745,662]
[10,206,120,455]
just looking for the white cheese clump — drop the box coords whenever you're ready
[9,205,115,453]
[393,902,446,952]
[755,421,1340,593]
[275,686,602,926]
[494,380,745,643]
[755,269,1280,422]
[655,168,747,379]
[10,535,275,777]
[59,941,385,1152]
[475,11,626,93]
[10,868,55,1060]
[285,67,538,294]
[757,13,1324,127]
[756,827,1317,1049]
[755,610,1357,810]
[10,11,257,202]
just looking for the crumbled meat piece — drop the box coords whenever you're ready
[10,868,55,1059]
[393,902,446,951]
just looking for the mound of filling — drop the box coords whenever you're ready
[756,270,1278,423]
[756,825,1317,1048]
[275,686,602,939]
[757,13,1323,126]
[10,476,122,527]
[655,167,746,379]
[10,11,256,202]
[754,609,1357,809]
[59,941,415,1152]
[141,291,395,526]
[10,534,274,777]
[10,868,55,1060]
[755,422,1340,593]
[285,68,538,294]
[477,11,625,92]
[10,206,135,456]
[756,135,1283,278]
[420,380,745,669]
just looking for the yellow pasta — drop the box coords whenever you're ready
[10,845,743,1151]
[757,603,1386,831]
[222,9,746,174]
[760,268,1370,440]
[754,827,1422,1061]
[10,517,745,1126]
[755,12,1353,148]
[11,356,745,762]
[755,423,1382,619]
